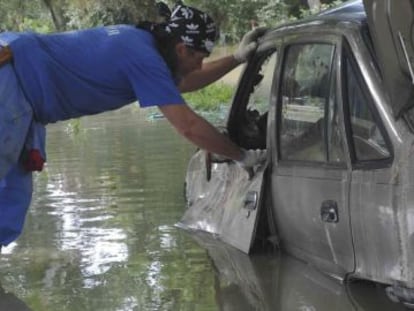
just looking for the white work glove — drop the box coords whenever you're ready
[233,27,267,63]
[236,148,267,174]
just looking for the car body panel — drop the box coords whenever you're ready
[363,0,414,118]
[272,166,354,277]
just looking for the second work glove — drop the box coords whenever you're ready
[233,27,267,63]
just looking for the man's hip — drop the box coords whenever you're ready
[0,46,12,68]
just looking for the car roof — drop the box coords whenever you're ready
[269,0,366,34]
[318,0,365,20]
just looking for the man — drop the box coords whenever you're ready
[0,4,266,246]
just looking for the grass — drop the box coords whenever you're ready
[183,82,235,112]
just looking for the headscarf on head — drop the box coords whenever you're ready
[136,3,218,81]
[164,5,218,55]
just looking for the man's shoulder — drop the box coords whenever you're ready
[104,25,152,42]
[104,25,157,54]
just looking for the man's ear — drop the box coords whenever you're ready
[175,42,187,58]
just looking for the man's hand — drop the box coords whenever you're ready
[233,27,267,63]
[236,148,267,168]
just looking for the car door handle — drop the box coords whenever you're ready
[320,200,339,223]
[244,191,258,211]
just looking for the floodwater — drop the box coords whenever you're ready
[0,107,408,311]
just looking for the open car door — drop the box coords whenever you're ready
[363,0,414,118]
[180,153,266,253]
[178,44,277,254]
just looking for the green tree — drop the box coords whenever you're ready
[64,0,158,29]
[41,0,158,30]
[0,0,52,31]
[163,0,346,42]
[169,0,268,42]
[285,0,346,18]
[257,0,290,27]
[42,0,68,31]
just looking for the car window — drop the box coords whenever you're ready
[279,43,345,163]
[344,56,391,161]
[246,52,277,115]
[231,50,277,150]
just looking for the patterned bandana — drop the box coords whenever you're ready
[165,5,218,55]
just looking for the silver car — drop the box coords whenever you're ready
[180,0,414,307]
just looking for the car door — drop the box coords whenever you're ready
[342,41,397,285]
[179,44,277,254]
[363,0,414,118]
[270,37,355,276]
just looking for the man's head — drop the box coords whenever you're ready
[139,3,218,80]
[164,4,219,78]
[166,5,218,55]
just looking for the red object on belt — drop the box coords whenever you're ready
[0,46,12,67]
[22,149,45,172]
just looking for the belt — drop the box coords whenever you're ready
[0,46,12,67]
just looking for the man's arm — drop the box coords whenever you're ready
[158,103,243,161]
[178,27,267,93]
[179,55,240,93]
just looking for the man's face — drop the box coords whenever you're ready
[175,43,208,77]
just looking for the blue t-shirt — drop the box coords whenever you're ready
[8,25,184,124]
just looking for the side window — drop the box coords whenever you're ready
[344,56,391,161]
[246,52,277,115]
[279,43,345,163]
[230,50,277,150]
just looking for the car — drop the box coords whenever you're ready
[179,0,414,308]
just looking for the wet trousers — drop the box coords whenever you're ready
[0,60,38,246]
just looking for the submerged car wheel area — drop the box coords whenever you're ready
[180,0,414,308]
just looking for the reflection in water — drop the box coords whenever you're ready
[0,107,407,310]
[190,232,408,311]
[46,175,128,281]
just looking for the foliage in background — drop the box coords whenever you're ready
[175,0,269,43]
[257,1,291,27]
[298,0,344,17]
[0,0,157,32]
[167,0,347,42]
[183,83,234,112]
[0,0,52,31]
[64,0,157,30]
[0,0,347,36]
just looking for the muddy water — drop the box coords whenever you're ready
[0,107,406,311]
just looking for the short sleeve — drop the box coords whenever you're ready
[125,52,185,108]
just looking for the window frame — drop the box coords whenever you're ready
[341,40,394,170]
[276,39,346,168]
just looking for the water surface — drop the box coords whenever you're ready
[0,107,407,311]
